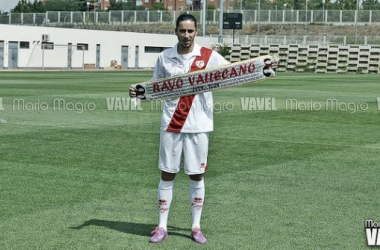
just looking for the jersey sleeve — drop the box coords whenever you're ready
[151,54,166,81]
[206,50,230,69]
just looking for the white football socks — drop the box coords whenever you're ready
[190,178,205,231]
[157,179,173,231]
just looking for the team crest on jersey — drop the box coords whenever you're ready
[195,60,205,69]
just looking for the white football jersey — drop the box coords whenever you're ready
[152,43,229,133]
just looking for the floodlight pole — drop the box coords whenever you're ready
[305,0,308,23]
[257,0,260,36]
[322,0,325,23]
[218,0,224,43]
[354,0,359,44]
[305,0,308,35]
[202,0,206,36]
[291,8,294,40]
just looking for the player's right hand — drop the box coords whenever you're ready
[129,84,137,98]
[271,56,279,70]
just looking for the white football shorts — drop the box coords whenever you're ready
[158,131,209,175]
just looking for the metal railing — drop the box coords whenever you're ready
[1,9,380,25]
[213,35,380,45]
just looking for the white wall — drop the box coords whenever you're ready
[0,24,217,69]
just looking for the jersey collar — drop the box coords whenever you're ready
[170,43,201,59]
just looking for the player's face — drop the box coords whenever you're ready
[175,20,198,54]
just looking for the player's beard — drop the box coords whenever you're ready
[179,38,192,49]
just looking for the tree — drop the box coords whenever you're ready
[12,0,86,13]
[362,0,380,9]
[32,0,46,12]
[293,0,301,9]
[242,0,258,10]
[44,0,80,11]
[207,3,216,9]
[107,0,122,10]
[12,0,33,13]
[151,3,166,10]
[260,0,291,10]
[107,0,145,10]
[335,0,358,10]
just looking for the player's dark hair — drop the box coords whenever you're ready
[175,13,197,30]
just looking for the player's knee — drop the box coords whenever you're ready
[189,174,204,181]
[161,171,176,181]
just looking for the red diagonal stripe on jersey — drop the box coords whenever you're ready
[166,47,213,133]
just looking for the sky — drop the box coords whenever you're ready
[0,0,24,12]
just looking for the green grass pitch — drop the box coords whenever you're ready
[0,71,379,249]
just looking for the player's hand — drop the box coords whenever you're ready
[129,84,137,98]
[271,56,279,69]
